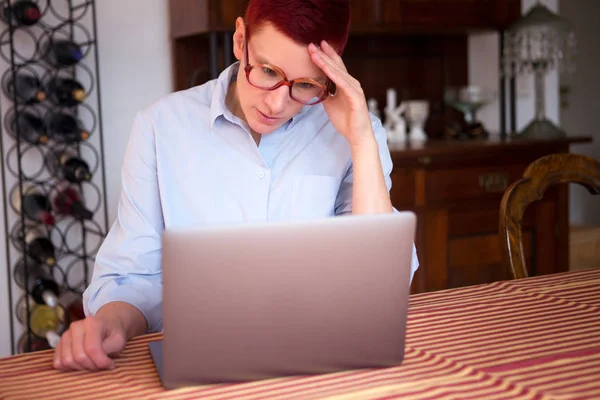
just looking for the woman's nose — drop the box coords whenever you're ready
[263,85,291,114]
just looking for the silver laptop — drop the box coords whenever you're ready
[151,212,417,389]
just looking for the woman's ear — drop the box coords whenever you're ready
[232,17,246,62]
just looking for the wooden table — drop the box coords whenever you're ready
[2,268,599,399]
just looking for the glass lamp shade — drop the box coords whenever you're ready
[502,2,576,139]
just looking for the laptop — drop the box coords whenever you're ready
[150,212,417,389]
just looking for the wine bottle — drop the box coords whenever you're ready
[6,74,46,105]
[14,258,60,307]
[46,112,89,143]
[24,226,56,266]
[9,111,49,145]
[46,77,86,107]
[59,290,86,323]
[10,184,55,225]
[46,148,92,183]
[16,296,65,348]
[1,1,41,27]
[52,184,93,220]
[17,332,52,353]
[42,39,83,67]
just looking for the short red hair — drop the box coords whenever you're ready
[244,0,350,54]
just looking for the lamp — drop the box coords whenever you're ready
[502,1,576,138]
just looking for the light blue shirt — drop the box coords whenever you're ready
[83,62,419,332]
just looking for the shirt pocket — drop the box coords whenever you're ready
[290,175,340,220]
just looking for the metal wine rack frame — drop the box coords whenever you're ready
[0,0,108,354]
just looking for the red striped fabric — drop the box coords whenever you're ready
[1,268,599,400]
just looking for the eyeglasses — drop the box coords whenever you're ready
[244,37,334,106]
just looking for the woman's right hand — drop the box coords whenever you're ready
[53,314,126,371]
[53,301,147,371]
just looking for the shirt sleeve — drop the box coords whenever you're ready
[82,111,165,332]
[334,114,420,283]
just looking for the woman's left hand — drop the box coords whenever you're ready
[308,40,375,148]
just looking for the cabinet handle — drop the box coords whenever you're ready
[374,0,383,25]
[418,156,431,166]
[479,172,509,193]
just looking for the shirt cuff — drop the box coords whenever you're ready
[82,274,163,333]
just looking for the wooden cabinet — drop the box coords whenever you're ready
[170,0,521,38]
[169,0,248,38]
[168,0,522,100]
[348,0,379,32]
[381,0,521,31]
[388,137,592,294]
[348,0,521,33]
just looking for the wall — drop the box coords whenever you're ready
[559,0,600,226]
[468,0,560,133]
[0,0,173,357]
[96,0,174,222]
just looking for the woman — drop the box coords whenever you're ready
[54,0,418,372]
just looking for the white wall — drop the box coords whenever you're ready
[560,0,600,226]
[468,0,560,133]
[0,0,173,357]
[96,0,174,222]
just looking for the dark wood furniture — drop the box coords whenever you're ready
[499,154,600,280]
[350,0,521,34]
[387,136,592,294]
[168,1,522,137]
[343,35,468,137]
[169,0,521,37]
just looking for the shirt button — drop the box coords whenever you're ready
[257,171,266,179]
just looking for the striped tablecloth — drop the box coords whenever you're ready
[1,268,599,400]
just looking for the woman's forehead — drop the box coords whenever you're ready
[249,24,325,81]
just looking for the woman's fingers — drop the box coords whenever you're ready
[57,330,84,371]
[70,323,99,371]
[320,41,361,89]
[308,43,358,95]
[320,40,347,71]
[83,318,115,370]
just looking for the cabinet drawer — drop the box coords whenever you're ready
[448,231,533,288]
[425,164,528,205]
[169,0,209,38]
[448,207,536,237]
[390,169,416,208]
[169,0,248,38]
[382,0,494,28]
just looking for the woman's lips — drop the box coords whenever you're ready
[256,108,280,125]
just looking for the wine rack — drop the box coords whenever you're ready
[0,0,108,354]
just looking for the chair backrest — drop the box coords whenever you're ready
[500,153,600,279]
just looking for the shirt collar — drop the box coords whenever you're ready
[208,61,316,131]
[209,62,240,130]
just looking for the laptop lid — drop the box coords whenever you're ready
[160,212,416,388]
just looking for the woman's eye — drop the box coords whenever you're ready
[262,67,277,76]
[298,82,315,89]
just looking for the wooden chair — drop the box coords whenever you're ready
[500,153,600,279]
